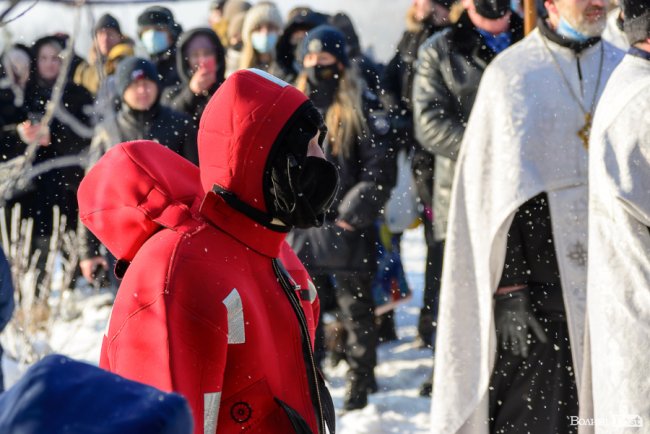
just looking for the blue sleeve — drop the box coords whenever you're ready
[0,249,15,332]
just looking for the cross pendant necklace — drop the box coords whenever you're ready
[577,112,592,149]
[542,38,604,150]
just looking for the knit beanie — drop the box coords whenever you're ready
[114,57,159,97]
[241,2,283,38]
[137,6,175,34]
[94,13,121,35]
[301,25,350,67]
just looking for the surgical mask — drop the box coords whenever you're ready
[141,29,170,55]
[557,16,590,43]
[251,31,278,54]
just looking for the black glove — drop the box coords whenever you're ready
[494,288,548,358]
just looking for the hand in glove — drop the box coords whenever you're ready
[494,288,548,358]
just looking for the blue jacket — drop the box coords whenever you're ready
[0,248,14,332]
[0,354,193,434]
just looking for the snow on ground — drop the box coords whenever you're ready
[2,226,433,433]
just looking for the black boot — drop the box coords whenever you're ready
[416,311,435,349]
[376,311,398,344]
[419,380,433,397]
[344,378,368,411]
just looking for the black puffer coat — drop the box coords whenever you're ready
[15,77,93,235]
[79,99,198,260]
[0,45,30,162]
[413,12,523,240]
[161,28,225,124]
[151,48,180,90]
[288,89,396,273]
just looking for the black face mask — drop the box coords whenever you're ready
[305,63,339,85]
[305,64,340,109]
[270,153,339,229]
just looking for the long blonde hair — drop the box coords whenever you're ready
[295,64,368,157]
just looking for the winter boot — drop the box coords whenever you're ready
[416,311,435,349]
[344,376,369,411]
[376,311,398,344]
[419,380,433,397]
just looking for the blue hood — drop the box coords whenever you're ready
[0,354,193,434]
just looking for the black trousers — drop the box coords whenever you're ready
[489,318,579,434]
[418,239,445,349]
[312,272,377,382]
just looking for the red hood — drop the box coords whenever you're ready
[77,140,203,263]
[197,69,309,213]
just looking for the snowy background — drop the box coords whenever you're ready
[0,1,435,432]
[2,228,434,434]
[0,0,412,63]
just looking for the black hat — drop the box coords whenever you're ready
[433,0,454,9]
[94,13,121,35]
[301,25,349,67]
[115,57,160,97]
[137,6,175,31]
[623,0,650,44]
[474,0,511,19]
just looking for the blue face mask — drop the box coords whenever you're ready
[251,31,278,54]
[141,29,170,55]
[557,16,590,43]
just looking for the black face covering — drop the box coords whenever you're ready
[305,64,340,109]
[305,64,339,83]
[270,153,339,229]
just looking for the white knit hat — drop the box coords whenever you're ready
[241,2,283,39]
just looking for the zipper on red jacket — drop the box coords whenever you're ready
[272,258,326,434]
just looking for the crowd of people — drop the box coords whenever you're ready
[0,0,649,432]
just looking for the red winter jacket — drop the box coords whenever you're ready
[78,70,334,434]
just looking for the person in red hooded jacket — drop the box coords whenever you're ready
[78,68,339,434]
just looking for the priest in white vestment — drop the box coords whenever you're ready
[429,0,624,432]
[583,1,650,432]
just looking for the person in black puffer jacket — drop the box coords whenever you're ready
[79,57,197,288]
[287,25,396,412]
[12,36,93,257]
[161,27,226,125]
